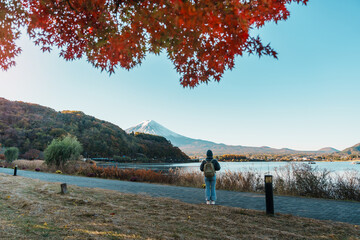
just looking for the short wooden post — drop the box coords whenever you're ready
[61,183,68,194]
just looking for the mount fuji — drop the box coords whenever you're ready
[126,120,339,156]
[126,120,199,147]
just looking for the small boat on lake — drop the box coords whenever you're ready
[308,161,316,164]
[351,161,360,164]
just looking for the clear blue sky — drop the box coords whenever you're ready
[1,0,360,151]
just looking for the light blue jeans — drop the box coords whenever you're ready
[205,175,216,201]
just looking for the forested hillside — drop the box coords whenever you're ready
[342,143,360,155]
[0,98,189,161]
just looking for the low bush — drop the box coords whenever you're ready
[22,149,42,160]
[44,135,82,167]
[4,147,19,163]
[76,164,170,183]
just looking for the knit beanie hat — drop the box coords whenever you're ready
[206,150,213,159]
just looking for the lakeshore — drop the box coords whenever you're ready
[96,161,360,175]
[2,159,359,202]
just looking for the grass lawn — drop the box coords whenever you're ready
[0,173,359,239]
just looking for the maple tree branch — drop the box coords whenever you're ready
[114,0,129,16]
[66,0,78,13]
[114,0,121,14]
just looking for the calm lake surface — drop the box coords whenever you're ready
[97,161,360,175]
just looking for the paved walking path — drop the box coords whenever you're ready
[1,168,359,225]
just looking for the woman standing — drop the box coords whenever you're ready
[200,150,221,205]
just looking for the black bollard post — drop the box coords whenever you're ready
[264,175,274,215]
[14,165,17,176]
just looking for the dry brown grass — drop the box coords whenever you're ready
[2,159,91,174]
[12,159,46,170]
[1,173,359,240]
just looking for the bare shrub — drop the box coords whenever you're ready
[272,163,360,201]
[272,164,332,198]
[217,170,263,192]
[168,168,203,188]
[333,171,360,201]
[273,164,295,195]
[291,164,332,198]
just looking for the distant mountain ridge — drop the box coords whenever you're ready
[342,143,360,155]
[126,120,340,156]
[318,147,340,153]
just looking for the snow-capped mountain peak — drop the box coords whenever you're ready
[126,120,183,138]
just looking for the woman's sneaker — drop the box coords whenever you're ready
[206,200,210,205]
[210,201,215,205]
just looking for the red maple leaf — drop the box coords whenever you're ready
[0,0,308,87]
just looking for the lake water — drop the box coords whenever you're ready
[97,161,360,176]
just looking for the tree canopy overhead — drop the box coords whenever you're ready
[1,0,308,87]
